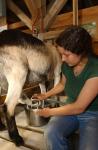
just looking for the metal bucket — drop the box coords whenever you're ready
[25,97,60,127]
[25,99,50,127]
[26,108,49,127]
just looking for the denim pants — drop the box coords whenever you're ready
[44,111,98,150]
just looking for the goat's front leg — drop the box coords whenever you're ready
[3,69,27,146]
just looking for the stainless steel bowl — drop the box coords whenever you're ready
[25,98,60,127]
[26,108,49,127]
[25,99,50,127]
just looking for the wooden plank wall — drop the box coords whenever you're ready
[39,6,98,55]
[41,6,98,41]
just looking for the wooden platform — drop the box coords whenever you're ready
[0,107,47,150]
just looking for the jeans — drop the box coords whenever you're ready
[44,111,98,150]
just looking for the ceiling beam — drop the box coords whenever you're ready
[47,0,55,13]
[0,17,7,27]
[38,29,64,40]
[73,0,78,25]
[39,6,98,41]
[8,21,25,29]
[32,0,46,33]
[44,0,68,30]
[23,0,38,22]
[7,0,32,30]
[50,6,98,30]
[41,0,46,17]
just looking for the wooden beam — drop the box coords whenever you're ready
[47,0,55,13]
[50,12,73,30]
[35,0,42,8]
[22,29,32,34]
[50,6,98,30]
[33,0,45,33]
[0,0,6,17]
[0,17,6,27]
[44,0,68,30]
[0,0,7,30]
[38,29,64,40]
[41,0,46,17]
[39,6,98,41]
[8,21,25,29]
[73,0,78,25]
[23,0,38,21]
[7,0,32,30]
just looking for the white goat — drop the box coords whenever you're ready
[0,29,61,146]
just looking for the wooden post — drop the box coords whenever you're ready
[0,0,6,17]
[44,0,68,30]
[23,0,38,23]
[73,0,78,25]
[7,0,32,30]
[0,0,7,31]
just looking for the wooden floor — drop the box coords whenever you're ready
[0,107,46,150]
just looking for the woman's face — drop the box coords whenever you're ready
[57,46,82,67]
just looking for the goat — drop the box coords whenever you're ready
[0,29,61,146]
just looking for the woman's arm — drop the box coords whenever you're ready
[37,77,98,117]
[45,74,66,98]
[32,74,66,100]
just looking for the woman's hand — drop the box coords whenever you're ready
[36,108,51,118]
[31,93,47,101]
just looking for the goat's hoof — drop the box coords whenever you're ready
[13,135,24,146]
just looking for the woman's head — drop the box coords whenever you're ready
[56,25,93,57]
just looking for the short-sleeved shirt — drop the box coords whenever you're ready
[61,56,98,111]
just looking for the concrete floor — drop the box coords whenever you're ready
[0,106,46,150]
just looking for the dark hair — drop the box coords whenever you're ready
[56,25,93,56]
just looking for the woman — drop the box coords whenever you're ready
[32,26,98,150]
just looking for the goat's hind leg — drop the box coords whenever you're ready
[3,68,27,146]
[3,104,24,146]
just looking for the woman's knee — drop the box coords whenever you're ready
[44,123,57,141]
[44,116,79,139]
[44,117,62,141]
